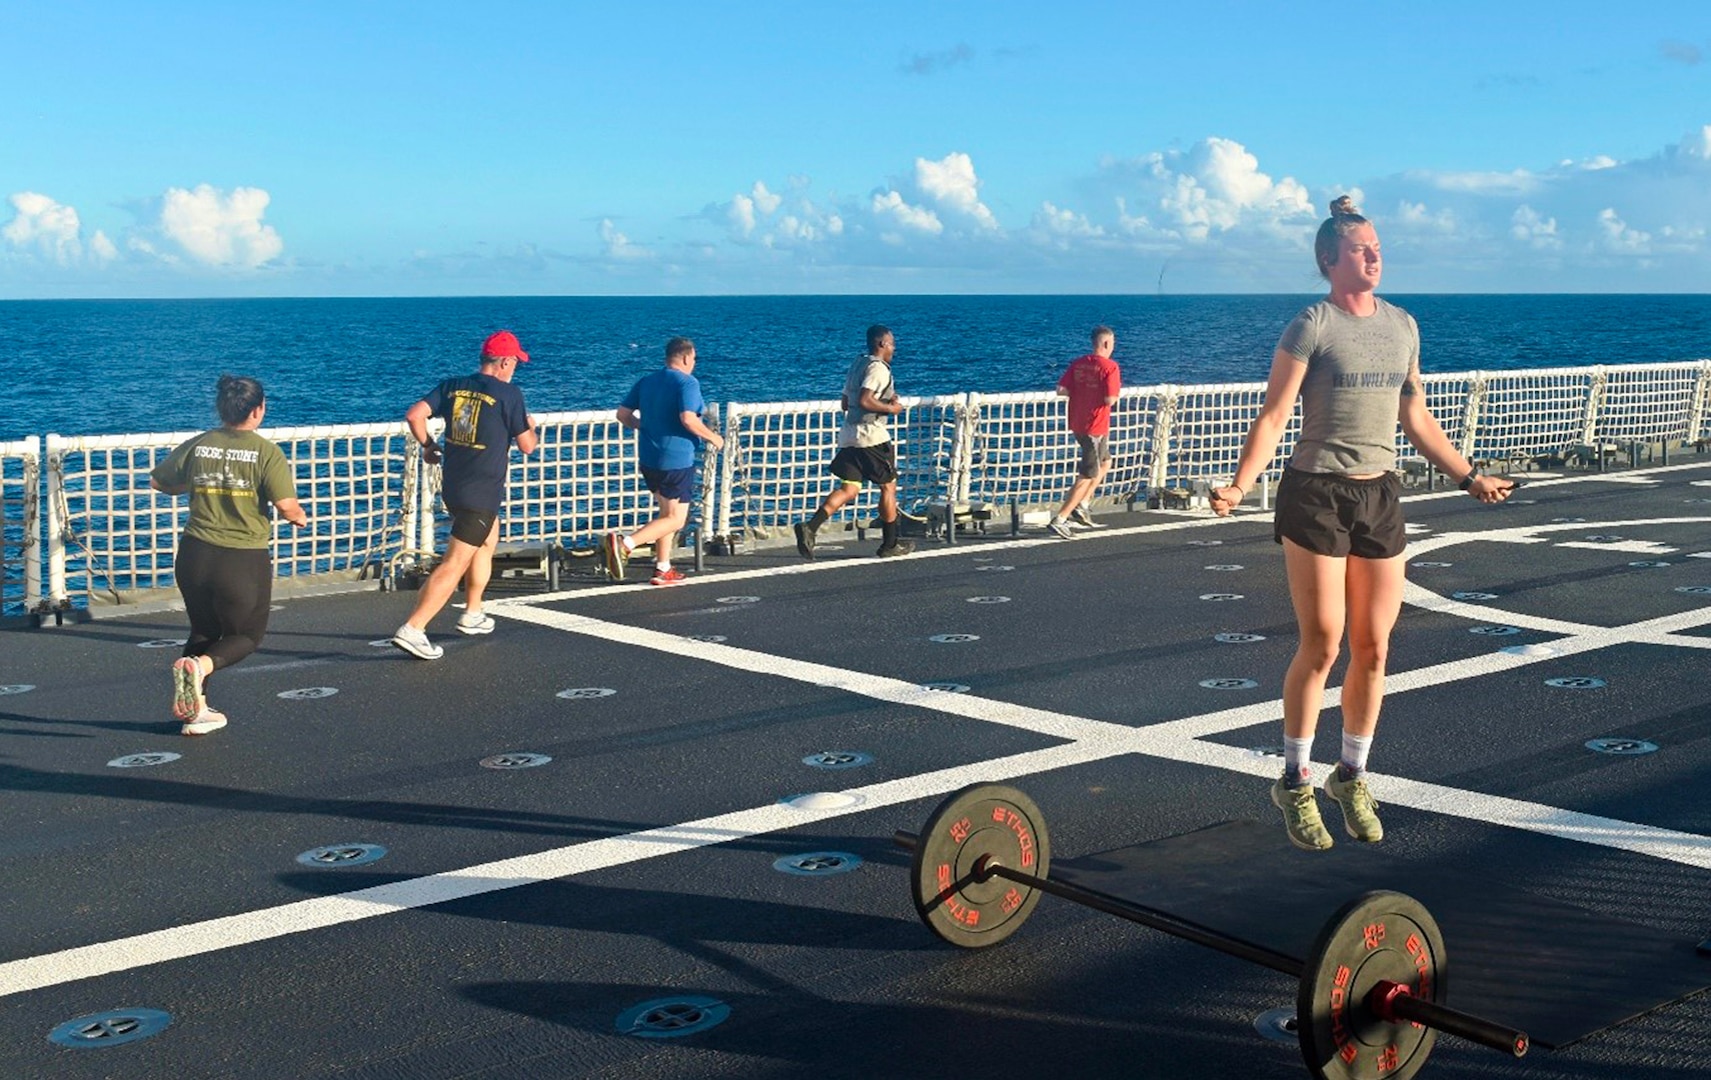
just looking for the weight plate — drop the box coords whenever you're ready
[910,783,1050,949]
[1298,890,1443,1080]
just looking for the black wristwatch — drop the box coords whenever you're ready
[1458,467,1481,491]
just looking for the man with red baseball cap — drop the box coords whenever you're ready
[392,330,539,660]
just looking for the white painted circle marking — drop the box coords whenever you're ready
[277,687,338,700]
[557,687,618,699]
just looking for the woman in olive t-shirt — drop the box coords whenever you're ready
[150,375,308,736]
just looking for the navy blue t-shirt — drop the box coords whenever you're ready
[421,373,530,512]
[621,368,706,470]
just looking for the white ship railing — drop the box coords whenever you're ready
[7,360,1709,619]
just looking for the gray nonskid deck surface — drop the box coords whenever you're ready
[2,461,1710,1079]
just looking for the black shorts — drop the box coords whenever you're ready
[641,466,696,502]
[1273,468,1406,559]
[1074,433,1110,479]
[830,443,898,486]
[447,506,498,546]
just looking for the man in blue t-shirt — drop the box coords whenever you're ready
[392,330,539,659]
[604,337,724,585]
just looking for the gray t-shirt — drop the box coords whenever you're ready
[1278,297,1420,474]
[839,355,896,448]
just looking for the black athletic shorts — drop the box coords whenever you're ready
[829,443,898,486]
[640,466,697,503]
[1273,468,1406,559]
[447,505,498,546]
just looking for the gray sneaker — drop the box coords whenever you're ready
[391,623,444,661]
[1271,778,1333,851]
[876,540,914,558]
[794,521,817,560]
[1047,518,1074,539]
[1324,769,1384,842]
[1069,505,1102,528]
[456,610,495,635]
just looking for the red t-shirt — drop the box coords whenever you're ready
[1057,354,1122,436]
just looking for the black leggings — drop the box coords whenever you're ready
[175,534,273,675]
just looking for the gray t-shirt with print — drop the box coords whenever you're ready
[839,355,896,448]
[1278,297,1420,474]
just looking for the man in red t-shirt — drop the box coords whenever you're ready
[1048,326,1121,538]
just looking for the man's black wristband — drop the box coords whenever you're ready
[1458,468,1480,491]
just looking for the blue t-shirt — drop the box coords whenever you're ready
[621,368,706,470]
[421,373,530,512]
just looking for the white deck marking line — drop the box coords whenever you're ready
[10,600,1709,1000]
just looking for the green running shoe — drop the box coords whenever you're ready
[1271,778,1333,851]
[1324,770,1384,843]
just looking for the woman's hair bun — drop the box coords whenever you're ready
[1329,195,1361,217]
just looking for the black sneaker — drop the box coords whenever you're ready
[794,521,817,560]
[876,540,914,558]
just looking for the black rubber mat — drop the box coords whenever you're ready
[1049,820,1711,1049]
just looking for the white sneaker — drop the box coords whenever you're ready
[456,610,496,635]
[1047,519,1074,539]
[182,706,228,736]
[1070,505,1103,528]
[391,623,444,660]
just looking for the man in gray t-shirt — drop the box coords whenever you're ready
[794,324,914,560]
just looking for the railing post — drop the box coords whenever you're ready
[1458,373,1486,463]
[1148,388,1180,496]
[1580,366,1608,449]
[1688,360,1711,445]
[18,440,41,614]
[717,402,740,541]
[950,393,976,507]
[44,435,68,610]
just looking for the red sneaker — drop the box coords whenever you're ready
[649,567,687,586]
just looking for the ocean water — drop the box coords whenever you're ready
[3,294,1709,442]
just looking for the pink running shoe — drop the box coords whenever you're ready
[649,567,687,586]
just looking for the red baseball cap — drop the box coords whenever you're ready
[480,330,530,363]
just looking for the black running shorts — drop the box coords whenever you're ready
[448,506,498,546]
[1273,468,1406,559]
[829,443,898,486]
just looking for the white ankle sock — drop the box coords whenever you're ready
[1340,732,1373,777]
[1283,736,1314,785]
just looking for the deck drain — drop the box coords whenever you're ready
[480,753,553,770]
[1584,534,1624,542]
[278,687,338,700]
[1199,678,1259,690]
[1247,747,1285,759]
[930,633,980,643]
[1186,539,1222,547]
[921,682,971,693]
[1629,561,1671,568]
[1204,564,1244,571]
[1452,591,1499,601]
[1546,676,1607,689]
[975,564,1015,572]
[1675,585,1711,595]
[684,634,727,643]
[368,639,395,647]
[615,996,731,1038]
[782,792,866,810]
[1411,561,1453,568]
[136,638,187,649]
[557,687,618,699]
[108,752,181,769]
[1253,1006,1298,1043]
[296,843,388,867]
[773,851,864,876]
[803,750,874,770]
[716,595,761,604]
[1469,625,1522,636]
[1550,517,1586,523]
[973,555,995,562]
[966,595,1011,603]
[0,684,35,695]
[1586,738,1658,756]
[48,1008,172,1049]
[1214,633,1265,644]
[1199,593,1243,602]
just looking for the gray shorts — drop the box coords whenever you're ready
[1074,434,1110,479]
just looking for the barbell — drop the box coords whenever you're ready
[894,783,1529,1080]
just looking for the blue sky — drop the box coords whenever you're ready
[4,1,1710,296]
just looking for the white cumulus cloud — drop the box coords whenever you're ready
[153,184,283,268]
[2,192,114,266]
[914,152,999,230]
[870,189,943,236]
[1596,208,1652,253]
[1511,205,1561,249]
[599,218,650,260]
